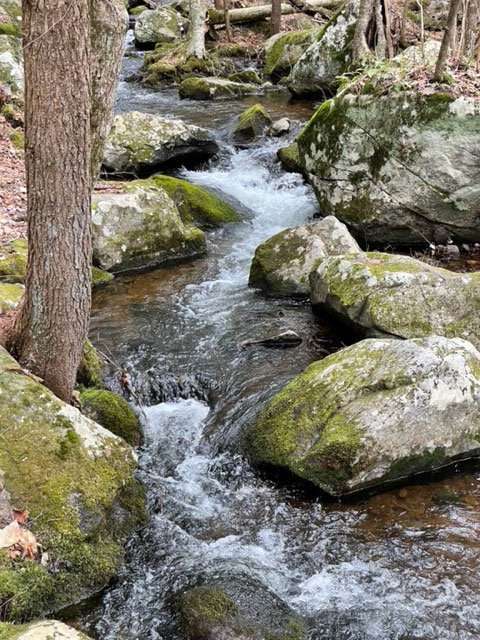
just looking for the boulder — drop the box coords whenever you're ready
[249,216,360,297]
[297,92,480,245]
[134,6,187,47]
[78,339,105,389]
[277,142,304,174]
[310,251,480,348]
[103,111,219,176]
[0,281,23,313]
[148,175,240,227]
[0,346,145,620]
[287,0,358,95]
[228,69,262,84]
[269,117,290,136]
[264,29,314,79]
[80,389,141,446]
[247,336,480,496]
[91,181,206,272]
[0,620,92,639]
[179,77,260,100]
[233,104,272,142]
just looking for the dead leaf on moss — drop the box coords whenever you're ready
[0,510,38,560]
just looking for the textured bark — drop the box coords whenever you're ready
[188,0,207,58]
[224,0,233,41]
[352,0,375,60]
[462,0,480,62]
[214,0,223,9]
[434,0,462,79]
[271,0,282,34]
[352,0,392,61]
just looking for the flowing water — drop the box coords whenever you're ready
[90,49,480,640]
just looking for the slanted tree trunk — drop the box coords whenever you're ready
[13,0,126,403]
[434,0,462,79]
[188,0,207,58]
[271,0,282,34]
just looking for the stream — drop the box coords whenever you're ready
[89,43,480,640]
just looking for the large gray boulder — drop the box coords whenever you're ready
[249,216,361,297]
[92,181,206,272]
[134,6,187,47]
[297,92,480,245]
[264,29,314,79]
[247,336,480,496]
[0,621,93,639]
[287,0,358,95]
[310,251,480,348]
[103,111,218,176]
[179,76,260,100]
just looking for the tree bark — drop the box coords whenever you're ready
[188,0,207,58]
[271,0,282,34]
[214,0,224,9]
[434,0,462,79]
[352,0,374,60]
[224,0,233,41]
[12,0,126,403]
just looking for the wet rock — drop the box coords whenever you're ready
[269,117,290,136]
[241,329,302,349]
[287,0,358,95]
[277,142,304,175]
[134,6,187,47]
[310,251,480,348]
[0,620,93,639]
[249,216,360,297]
[228,69,262,84]
[0,346,145,620]
[247,336,480,496]
[264,29,314,80]
[233,104,272,142]
[0,281,23,313]
[80,388,141,446]
[179,76,260,100]
[297,92,480,245]
[103,111,219,176]
[92,181,206,272]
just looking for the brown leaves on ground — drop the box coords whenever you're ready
[0,115,26,244]
[0,509,38,560]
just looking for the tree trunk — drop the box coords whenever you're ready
[352,0,374,60]
[271,0,282,34]
[188,0,207,58]
[12,0,126,403]
[214,0,224,8]
[224,0,233,41]
[434,0,462,79]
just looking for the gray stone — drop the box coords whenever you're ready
[134,6,187,46]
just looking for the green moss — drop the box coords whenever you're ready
[0,282,23,313]
[77,339,104,388]
[0,239,27,283]
[80,389,141,446]
[215,42,250,57]
[91,266,114,288]
[234,103,272,141]
[130,4,147,14]
[228,70,261,84]
[277,142,303,174]
[178,587,238,638]
[264,30,312,78]
[178,76,211,100]
[0,22,19,37]
[8,129,23,150]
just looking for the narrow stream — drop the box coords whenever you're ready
[90,49,480,640]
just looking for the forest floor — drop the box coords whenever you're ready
[0,115,26,244]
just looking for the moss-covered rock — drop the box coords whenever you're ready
[103,111,218,176]
[247,336,480,496]
[91,265,114,287]
[0,346,145,621]
[179,76,260,100]
[264,30,314,79]
[92,181,206,272]
[80,389,141,446]
[277,142,304,175]
[228,69,262,84]
[0,620,92,639]
[147,175,240,228]
[297,92,480,245]
[233,103,272,142]
[0,239,27,284]
[0,282,23,313]
[249,216,360,297]
[310,251,480,348]
[134,6,187,47]
[77,339,105,389]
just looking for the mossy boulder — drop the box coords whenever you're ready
[148,175,240,228]
[134,6,187,47]
[91,265,114,287]
[0,346,145,620]
[264,30,314,79]
[179,77,260,100]
[287,0,358,95]
[0,282,23,313]
[80,389,141,446]
[177,579,306,640]
[297,92,480,245]
[77,339,105,389]
[103,111,218,176]
[233,104,272,142]
[92,181,206,272]
[249,216,360,297]
[310,251,480,348]
[0,620,93,639]
[0,239,27,284]
[247,336,480,496]
[277,142,304,174]
[228,69,262,84]
[143,44,232,86]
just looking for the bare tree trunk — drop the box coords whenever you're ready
[271,0,282,34]
[463,0,480,61]
[352,0,374,60]
[434,0,462,79]
[12,0,126,403]
[14,0,92,402]
[374,0,386,57]
[224,0,233,41]
[214,0,224,8]
[188,0,207,59]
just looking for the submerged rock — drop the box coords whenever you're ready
[0,620,93,639]
[179,76,260,100]
[80,388,141,446]
[310,251,480,348]
[264,29,314,80]
[297,92,480,245]
[103,111,218,176]
[287,0,358,95]
[241,329,302,349]
[0,346,145,620]
[92,181,206,272]
[249,216,360,297]
[134,6,187,47]
[247,336,480,496]
[233,103,272,142]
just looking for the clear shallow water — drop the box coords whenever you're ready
[89,64,480,640]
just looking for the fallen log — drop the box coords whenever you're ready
[208,0,341,24]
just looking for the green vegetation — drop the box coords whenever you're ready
[80,389,141,446]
